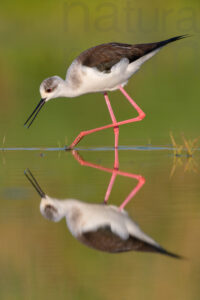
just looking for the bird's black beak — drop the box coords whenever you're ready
[24,98,46,128]
[24,168,45,198]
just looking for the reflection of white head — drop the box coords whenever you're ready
[24,168,69,223]
[40,196,66,222]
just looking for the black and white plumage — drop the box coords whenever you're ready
[24,35,188,129]
[25,169,181,258]
[77,35,186,73]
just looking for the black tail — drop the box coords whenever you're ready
[155,245,183,259]
[131,34,190,62]
[158,34,190,48]
[128,235,183,259]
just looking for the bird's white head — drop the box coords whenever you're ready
[24,75,65,128]
[40,196,64,223]
[40,76,65,102]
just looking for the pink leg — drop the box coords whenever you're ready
[104,146,119,203]
[104,92,119,149]
[100,95,119,201]
[69,86,145,148]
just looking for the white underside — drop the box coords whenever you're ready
[65,48,161,96]
[67,200,160,247]
[40,197,160,248]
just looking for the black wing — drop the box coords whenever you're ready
[80,225,181,258]
[78,35,188,73]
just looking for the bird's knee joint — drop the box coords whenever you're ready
[139,176,146,184]
[113,126,119,133]
[142,112,146,119]
[138,112,146,121]
[80,131,86,137]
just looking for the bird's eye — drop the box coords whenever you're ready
[46,88,52,93]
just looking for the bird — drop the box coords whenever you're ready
[24,35,188,148]
[24,168,181,258]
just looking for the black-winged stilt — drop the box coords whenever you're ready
[24,35,188,148]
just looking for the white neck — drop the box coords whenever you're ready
[58,78,82,98]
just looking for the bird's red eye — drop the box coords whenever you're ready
[46,88,52,93]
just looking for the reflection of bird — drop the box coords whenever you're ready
[24,35,187,149]
[25,169,180,258]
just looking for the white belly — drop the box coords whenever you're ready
[80,59,131,92]
[66,58,132,95]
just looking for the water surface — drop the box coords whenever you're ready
[0,148,199,300]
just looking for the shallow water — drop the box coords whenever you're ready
[0,148,199,300]
[1,0,200,298]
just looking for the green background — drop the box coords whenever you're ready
[0,0,200,300]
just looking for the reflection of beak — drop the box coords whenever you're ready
[24,168,45,198]
[24,98,46,128]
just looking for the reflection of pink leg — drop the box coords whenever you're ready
[72,149,145,210]
[114,145,119,169]
[70,86,145,148]
[104,173,117,204]
[104,92,119,149]
[104,147,119,203]
[119,175,145,210]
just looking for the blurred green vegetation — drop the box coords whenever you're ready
[0,0,199,148]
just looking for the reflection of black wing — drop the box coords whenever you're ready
[80,226,180,258]
[77,36,187,73]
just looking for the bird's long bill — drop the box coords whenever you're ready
[24,98,46,128]
[24,168,45,198]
